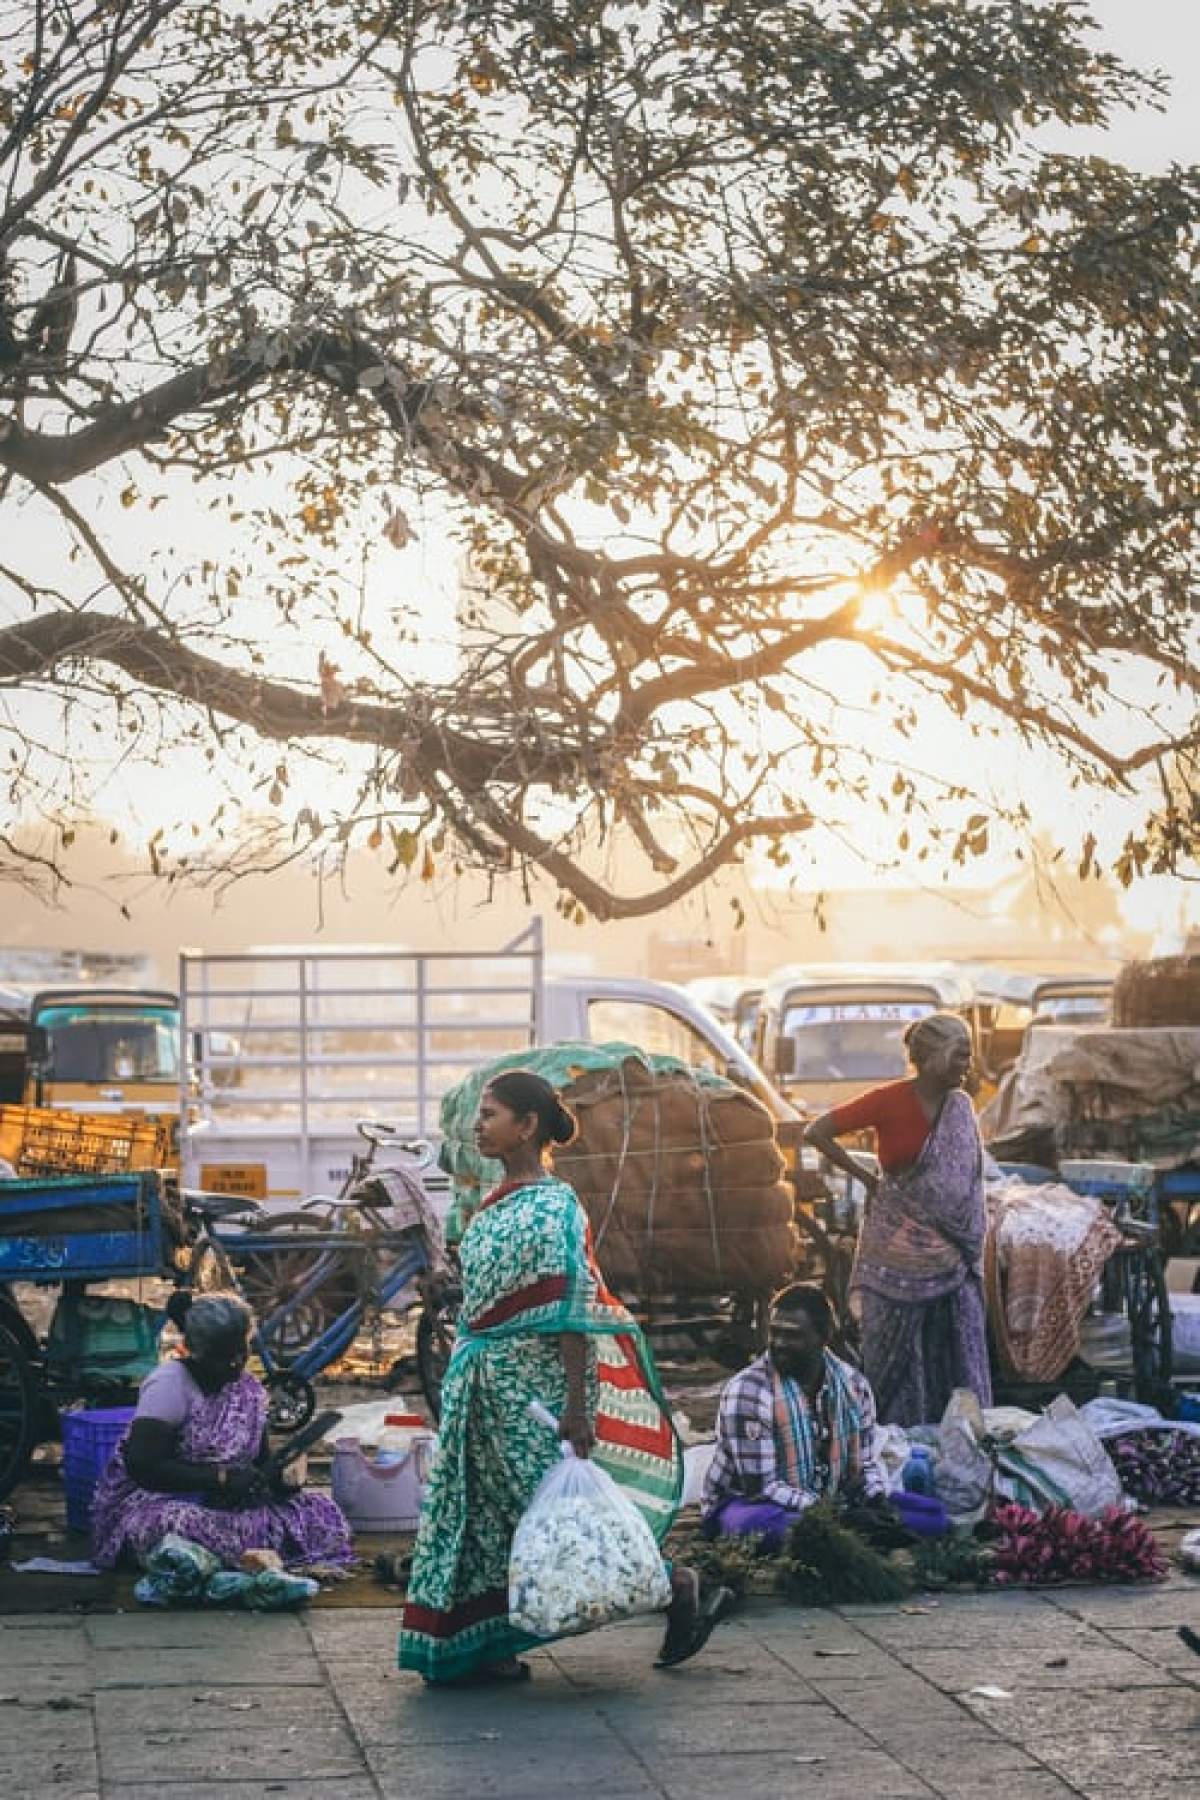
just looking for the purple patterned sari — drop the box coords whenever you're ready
[851,1090,992,1426]
[90,1371,352,1571]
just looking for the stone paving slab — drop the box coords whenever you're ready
[853,1726,1049,1782]
[86,1611,310,1652]
[2,1590,1198,1797]
[0,1619,91,1664]
[600,1693,875,1758]
[1030,1728,1200,1794]
[644,1746,939,1799]
[365,1737,663,1799]
[94,1684,350,1736]
[330,1665,617,1747]
[96,1708,367,1787]
[0,1730,100,1800]
[89,1643,326,1689]
[921,1773,1081,1800]
[959,1682,1200,1742]
[304,1609,402,1663]
[849,1600,1113,1652]
[900,1642,1176,1693]
[808,1670,975,1730]
[1042,1582,1200,1626]
[105,1785,380,1800]
[1099,1626,1200,1681]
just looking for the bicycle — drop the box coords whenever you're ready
[178,1122,459,1432]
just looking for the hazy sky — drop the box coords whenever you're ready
[1052,1,1198,167]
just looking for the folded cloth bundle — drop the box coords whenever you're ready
[135,1533,220,1604]
[134,1534,318,1610]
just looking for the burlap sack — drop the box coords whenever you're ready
[557,1060,795,1294]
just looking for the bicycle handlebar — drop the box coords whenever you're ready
[356,1118,407,1145]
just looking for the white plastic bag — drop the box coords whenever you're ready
[1000,1395,1126,1518]
[508,1406,671,1639]
[934,1389,994,1522]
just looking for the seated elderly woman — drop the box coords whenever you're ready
[91,1291,352,1571]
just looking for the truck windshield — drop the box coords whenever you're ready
[35,1005,180,1084]
[780,1000,934,1083]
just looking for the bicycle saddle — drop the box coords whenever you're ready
[182,1190,264,1223]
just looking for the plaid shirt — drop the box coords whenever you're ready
[701,1352,885,1517]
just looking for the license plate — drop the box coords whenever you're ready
[199,1162,268,1200]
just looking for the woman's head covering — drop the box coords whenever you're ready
[903,1010,971,1070]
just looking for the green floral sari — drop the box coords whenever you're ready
[398,1176,682,1681]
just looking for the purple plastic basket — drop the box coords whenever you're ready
[61,1406,135,1534]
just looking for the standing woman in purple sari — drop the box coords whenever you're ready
[804,1014,992,1426]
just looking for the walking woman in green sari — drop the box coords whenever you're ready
[399,1070,732,1685]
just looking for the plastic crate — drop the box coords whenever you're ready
[0,1104,172,1177]
[61,1406,135,1533]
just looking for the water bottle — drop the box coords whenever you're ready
[374,1429,408,1469]
[902,1445,934,1495]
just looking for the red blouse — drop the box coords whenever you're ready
[825,1079,933,1172]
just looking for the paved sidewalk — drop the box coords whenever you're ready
[1,1577,1197,1800]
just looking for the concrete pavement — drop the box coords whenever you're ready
[1,1575,1197,1800]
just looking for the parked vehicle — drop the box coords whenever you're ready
[0,987,26,1106]
[178,923,802,1204]
[962,966,1112,1084]
[755,962,976,1118]
[23,987,182,1117]
[684,975,766,1054]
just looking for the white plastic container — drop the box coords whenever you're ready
[331,1428,434,1532]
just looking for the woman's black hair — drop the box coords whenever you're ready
[485,1069,578,1148]
[770,1282,834,1338]
[165,1288,252,1359]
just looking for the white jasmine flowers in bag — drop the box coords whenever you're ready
[509,1409,671,1638]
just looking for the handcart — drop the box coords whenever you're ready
[0,1169,180,1501]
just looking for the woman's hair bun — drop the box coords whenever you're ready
[165,1289,194,1331]
[550,1099,578,1147]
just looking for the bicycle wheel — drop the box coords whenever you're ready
[0,1311,37,1502]
[416,1283,461,1423]
[199,1215,358,1364]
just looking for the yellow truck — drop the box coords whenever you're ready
[23,987,182,1117]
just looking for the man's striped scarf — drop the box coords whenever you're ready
[771,1350,863,1497]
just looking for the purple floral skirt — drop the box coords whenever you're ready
[859,1279,992,1427]
[90,1457,354,1571]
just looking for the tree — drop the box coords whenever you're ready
[0,0,1195,919]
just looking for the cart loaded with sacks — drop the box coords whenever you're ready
[440,1041,798,1365]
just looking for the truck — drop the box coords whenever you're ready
[0,951,180,1117]
[22,987,183,1116]
[683,975,767,1055]
[753,961,977,1118]
[179,922,803,1203]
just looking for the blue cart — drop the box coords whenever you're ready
[0,1172,177,1501]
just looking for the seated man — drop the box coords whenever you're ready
[702,1283,885,1546]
